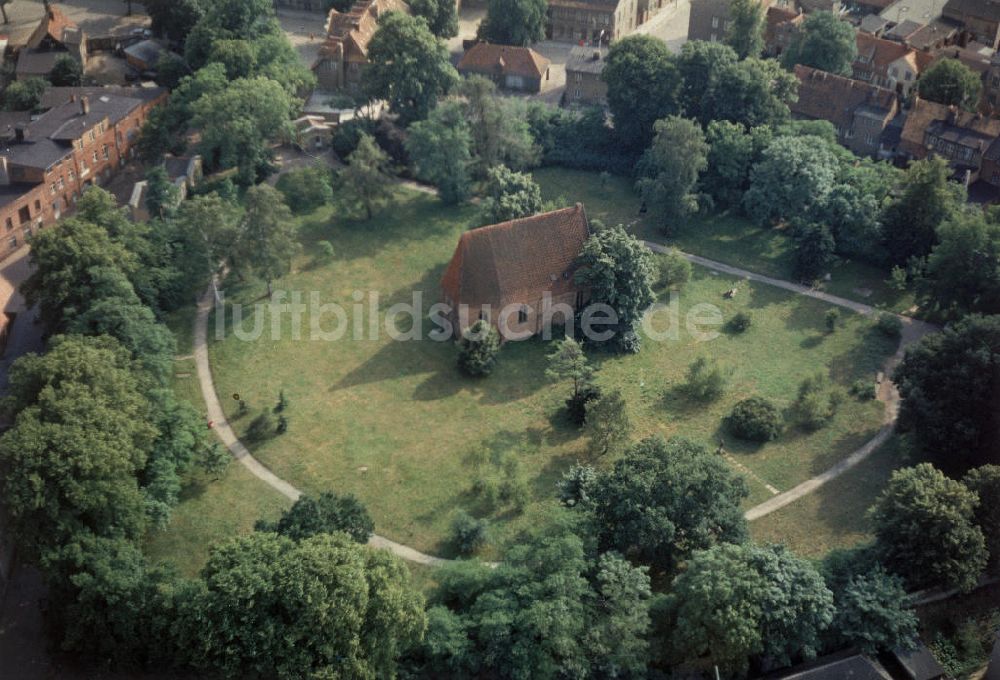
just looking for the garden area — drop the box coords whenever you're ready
[147,179,901,568]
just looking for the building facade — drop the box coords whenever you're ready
[564,45,609,106]
[457,43,551,93]
[311,0,409,91]
[852,32,933,95]
[942,0,1000,48]
[0,87,166,262]
[899,97,1000,183]
[547,0,642,43]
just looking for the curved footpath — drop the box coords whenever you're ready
[194,247,937,565]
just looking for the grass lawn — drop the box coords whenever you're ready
[196,185,896,560]
[534,168,917,314]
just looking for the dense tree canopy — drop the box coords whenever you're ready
[676,40,738,123]
[603,36,682,150]
[255,492,375,544]
[702,120,772,208]
[478,165,544,224]
[881,157,965,265]
[636,115,709,227]
[406,101,474,204]
[782,11,857,75]
[410,0,459,37]
[476,0,547,46]
[702,57,798,128]
[233,184,299,297]
[918,58,983,110]
[725,0,766,59]
[743,135,840,226]
[921,212,1000,318]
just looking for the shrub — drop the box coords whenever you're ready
[246,409,278,442]
[565,383,601,426]
[656,248,692,290]
[457,321,501,377]
[793,374,843,431]
[875,313,903,340]
[451,510,488,555]
[331,119,376,160]
[313,240,335,267]
[255,491,375,543]
[825,308,840,332]
[726,397,782,442]
[849,379,877,401]
[275,166,333,215]
[682,357,726,402]
[471,475,500,509]
[557,464,597,507]
[728,311,752,333]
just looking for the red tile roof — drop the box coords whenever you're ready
[457,43,551,80]
[791,64,897,129]
[899,97,1000,159]
[441,204,590,309]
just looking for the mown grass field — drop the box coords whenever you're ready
[168,184,899,561]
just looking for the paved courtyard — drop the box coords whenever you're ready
[2,0,149,45]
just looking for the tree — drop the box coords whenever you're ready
[256,492,374,544]
[921,212,1000,318]
[342,133,394,220]
[50,55,83,86]
[589,436,748,573]
[405,101,474,204]
[170,191,241,290]
[575,225,657,353]
[409,0,459,37]
[919,58,983,110]
[365,13,458,124]
[636,116,708,228]
[546,336,595,403]
[882,157,964,265]
[725,0,765,59]
[0,335,155,564]
[450,510,489,554]
[661,542,833,676]
[2,77,48,111]
[459,76,540,175]
[183,0,281,69]
[893,315,1000,468]
[826,566,918,654]
[964,466,1000,574]
[144,165,181,219]
[478,165,543,224]
[870,463,987,591]
[476,0,547,46]
[782,11,857,75]
[179,532,426,679]
[744,135,839,226]
[234,184,299,298]
[274,165,333,215]
[457,320,501,377]
[146,0,204,41]
[791,221,837,281]
[727,396,782,442]
[792,373,842,431]
[681,356,727,402]
[702,120,772,207]
[603,36,682,150]
[584,389,631,456]
[676,40,738,123]
[702,57,798,128]
[656,247,692,290]
[192,76,295,184]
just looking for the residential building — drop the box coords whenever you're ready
[440,204,591,340]
[15,5,87,81]
[564,45,609,106]
[547,0,642,43]
[311,0,409,92]
[123,39,169,73]
[457,43,551,93]
[0,86,166,262]
[852,32,934,94]
[791,64,899,157]
[985,50,1000,107]
[688,0,737,43]
[942,0,1000,48]
[293,115,336,150]
[763,5,804,56]
[898,96,1000,182]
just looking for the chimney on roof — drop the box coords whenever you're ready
[80,96,89,115]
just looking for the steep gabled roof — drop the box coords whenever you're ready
[791,65,897,128]
[26,5,81,50]
[899,96,1000,159]
[313,0,408,67]
[441,205,590,309]
[457,43,551,80]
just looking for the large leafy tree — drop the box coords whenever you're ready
[146,0,203,41]
[603,36,682,151]
[168,191,242,293]
[476,0,547,46]
[366,13,458,124]
[725,0,766,59]
[702,57,798,128]
[575,225,657,353]
[781,11,857,75]
[964,465,1000,574]
[919,58,983,110]
[870,463,987,591]
[233,184,299,298]
[676,40,738,122]
[894,315,1000,468]
[478,165,543,224]
[409,0,459,37]
[255,492,374,544]
[406,100,474,204]
[545,336,595,403]
[921,212,1000,318]
[415,519,651,679]
[702,120,772,208]
[179,532,426,679]
[459,76,540,175]
[743,135,840,226]
[825,565,918,654]
[881,157,965,265]
[636,115,709,228]
[0,336,155,564]
[183,0,281,69]
[588,436,749,574]
[341,133,394,220]
[660,542,833,676]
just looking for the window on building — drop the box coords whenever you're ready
[4,217,12,232]
[710,32,717,41]
[711,16,719,27]
[18,206,29,225]
[575,88,581,98]
[518,307,528,323]
[57,178,64,190]
[88,130,96,143]
[8,236,16,250]
[890,67,898,77]
[68,170,75,181]
[50,183,57,194]
[92,151,99,163]
[102,145,109,160]
[905,71,912,81]
[34,200,40,212]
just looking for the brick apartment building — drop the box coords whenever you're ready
[564,45,609,107]
[0,86,166,261]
